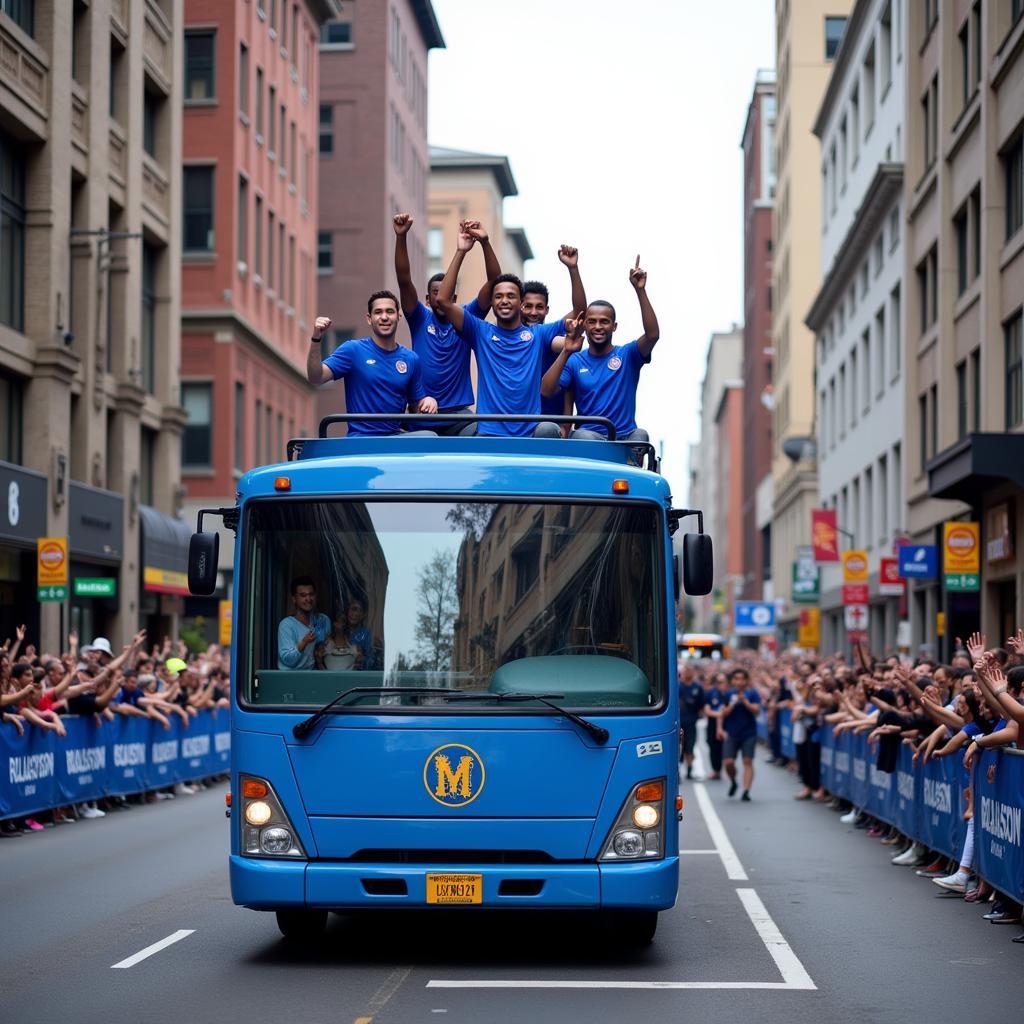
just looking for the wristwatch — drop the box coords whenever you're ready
[310,336,321,344]
[995,686,1008,695]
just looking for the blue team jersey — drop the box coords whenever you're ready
[558,339,649,436]
[679,681,706,720]
[323,337,426,435]
[540,342,565,416]
[405,299,484,410]
[723,688,762,739]
[455,311,564,436]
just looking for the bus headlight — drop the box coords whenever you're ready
[239,775,307,858]
[599,778,667,861]
[245,800,273,826]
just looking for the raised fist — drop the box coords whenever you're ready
[393,213,413,235]
[313,315,332,340]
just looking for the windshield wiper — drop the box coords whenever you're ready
[292,687,467,741]
[440,691,609,745]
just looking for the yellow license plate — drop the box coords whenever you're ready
[426,873,483,904]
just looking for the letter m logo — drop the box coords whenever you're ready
[434,754,473,799]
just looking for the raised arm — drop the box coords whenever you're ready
[436,232,476,333]
[558,245,587,317]
[541,314,584,398]
[631,256,660,359]
[463,221,501,311]
[307,315,335,385]
[393,214,419,315]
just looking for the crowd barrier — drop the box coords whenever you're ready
[757,707,797,760]
[819,725,1024,904]
[1,710,230,821]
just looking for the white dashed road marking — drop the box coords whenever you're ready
[110,929,195,969]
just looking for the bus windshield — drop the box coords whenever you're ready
[242,499,665,711]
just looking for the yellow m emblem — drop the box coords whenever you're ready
[434,754,473,798]
[423,743,486,806]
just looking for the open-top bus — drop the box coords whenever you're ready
[188,415,713,946]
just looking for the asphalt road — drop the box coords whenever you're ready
[2,745,1020,1024]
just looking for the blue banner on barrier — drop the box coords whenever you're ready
[1,711,230,820]
[918,752,965,861]
[833,730,851,799]
[850,736,870,810]
[779,709,795,760]
[893,745,917,838]
[974,750,1024,905]
[820,728,834,792]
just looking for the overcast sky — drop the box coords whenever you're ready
[427,0,776,498]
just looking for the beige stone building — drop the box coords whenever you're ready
[905,1,1024,656]
[771,0,852,643]
[0,0,185,651]
[428,146,532,299]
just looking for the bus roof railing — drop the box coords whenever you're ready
[279,414,660,472]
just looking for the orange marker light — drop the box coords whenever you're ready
[242,779,268,799]
[274,476,291,491]
[636,781,664,802]
[612,479,629,494]
[225,793,232,807]
[676,795,684,812]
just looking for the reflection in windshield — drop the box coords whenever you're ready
[245,500,663,710]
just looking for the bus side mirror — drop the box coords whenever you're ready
[188,531,220,596]
[683,533,713,596]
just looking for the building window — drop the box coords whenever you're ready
[317,230,332,272]
[279,104,286,174]
[320,17,352,46]
[255,67,264,140]
[880,2,892,93]
[254,398,262,467]
[971,187,981,280]
[184,29,216,102]
[0,370,23,464]
[1006,312,1023,429]
[970,347,981,432]
[825,15,846,59]
[875,306,886,397]
[930,383,938,458]
[955,204,969,294]
[0,130,26,333]
[182,383,213,468]
[109,38,125,119]
[141,244,157,394]
[254,194,263,279]
[956,360,968,439]
[239,42,249,117]
[329,328,354,354]
[234,381,245,472]
[267,210,275,289]
[319,104,333,154]
[183,166,215,252]
[959,20,970,109]
[891,283,901,378]
[237,175,248,267]
[924,0,939,38]
[427,226,443,274]
[889,206,899,251]
[268,85,276,155]
[1006,134,1023,241]
[1,0,33,35]
[862,43,876,135]
[918,394,928,472]
[139,427,156,506]
[972,2,982,93]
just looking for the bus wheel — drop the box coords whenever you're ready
[276,909,328,941]
[604,910,658,946]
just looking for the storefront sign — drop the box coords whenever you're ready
[69,483,123,562]
[143,566,190,595]
[74,577,117,598]
[37,537,68,587]
[139,506,191,596]
[792,561,819,603]
[842,550,869,583]
[798,607,820,649]
[986,503,1014,563]
[844,604,869,631]
[943,522,980,591]
[0,461,47,546]
[219,600,233,646]
[879,558,904,596]
[811,509,840,562]
[734,601,776,636]
[898,545,938,579]
[843,583,869,605]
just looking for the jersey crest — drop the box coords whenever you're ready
[395,360,408,374]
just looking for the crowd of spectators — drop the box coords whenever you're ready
[681,630,1024,945]
[0,626,229,837]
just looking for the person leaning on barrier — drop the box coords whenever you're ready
[307,293,438,437]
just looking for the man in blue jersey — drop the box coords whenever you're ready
[307,293,437,435]
[435,230,584,437]
[541,255,659,450]
[521,248,588,435]
[393,213,500,435]
[720,667,761,802]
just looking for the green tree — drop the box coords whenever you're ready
[413,549,459,671]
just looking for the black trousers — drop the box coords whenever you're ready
[797,739,821,791]
[707,730,723,773]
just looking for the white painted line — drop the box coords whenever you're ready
[692,782,748,881]
[427,980,809,990]
[678,849,718,854]
[110,929,195,969]
[736,888,816,990]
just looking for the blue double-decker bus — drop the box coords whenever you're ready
[189,415,712,945]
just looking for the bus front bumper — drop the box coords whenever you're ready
[230,855,678,911]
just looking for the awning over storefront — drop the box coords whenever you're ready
[139,505,191,596]
[70,481,123,563]
[927,433,1024,504]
